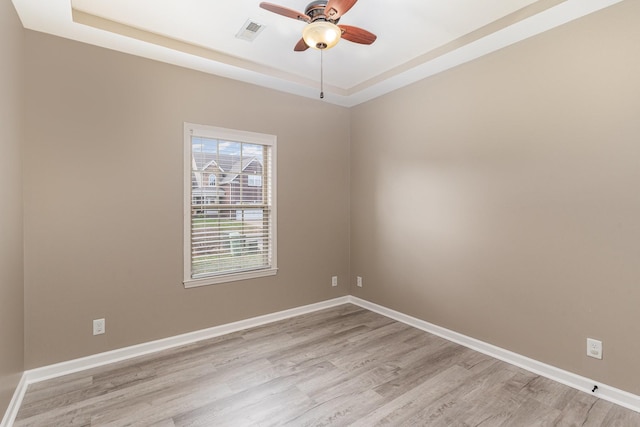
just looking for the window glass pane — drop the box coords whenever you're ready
[248,175,262,187]
[242,143,263,162]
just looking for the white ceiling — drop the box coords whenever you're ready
[12,0,623,106]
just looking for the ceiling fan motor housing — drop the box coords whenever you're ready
[258,0,376,52]
[305,1,340,24]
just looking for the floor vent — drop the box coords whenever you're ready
[236,19,266,41]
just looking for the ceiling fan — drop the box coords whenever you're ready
[259,0,377,51]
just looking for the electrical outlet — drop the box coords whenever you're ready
[93,318,105,335]
[357,276,363,288]
[332,276,338,287]
[587,338,602,359]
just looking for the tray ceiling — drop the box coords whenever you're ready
[12,0,624,106]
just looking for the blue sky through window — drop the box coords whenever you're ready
[193,137,263,162]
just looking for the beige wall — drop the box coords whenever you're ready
[0,0,25,415]
[23,32,350,368]
[350,1,640,395]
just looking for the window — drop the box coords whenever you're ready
[248,174,262,187]
[184,123,277,287]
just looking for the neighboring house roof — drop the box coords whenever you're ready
[192,152,239,172]
[192,152,263,189]
[192,157,224,189]
[220,157,262,185]
[202,159,223,172]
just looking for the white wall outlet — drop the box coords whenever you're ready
[332,276,338,287]
[93,318,105,335]
[587,338,602,359]
[357,276,363,288]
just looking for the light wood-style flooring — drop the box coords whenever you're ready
[14,304,640,426]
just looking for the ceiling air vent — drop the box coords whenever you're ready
[236,19,266,42]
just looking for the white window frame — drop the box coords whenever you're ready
[184,123,277,288]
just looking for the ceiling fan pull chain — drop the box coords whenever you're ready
[320,49,324,99]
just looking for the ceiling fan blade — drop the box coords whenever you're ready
[259,2,310,22]
[339,25,377,45]
[324,0,358,20]
[294,38,310,51]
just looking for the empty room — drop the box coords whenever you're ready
[2,0,640,425]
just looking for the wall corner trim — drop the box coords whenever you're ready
[0,374,27,427]
[347,296,640,414]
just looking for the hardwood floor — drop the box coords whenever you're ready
[14,304,640,426]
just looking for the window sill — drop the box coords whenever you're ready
[183,267,278,288]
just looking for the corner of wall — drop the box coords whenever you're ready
[0,0,26,422]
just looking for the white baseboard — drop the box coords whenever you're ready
[1,296,350,427]
[25,296,350,384]
[347,296,640,414]
[0,374,27,427]
[4,294,638,426]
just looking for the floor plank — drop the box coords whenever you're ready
[13,304,640,426]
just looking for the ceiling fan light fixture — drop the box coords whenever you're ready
[302,21,341,50]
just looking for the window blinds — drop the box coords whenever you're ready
[189,135,274,279]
